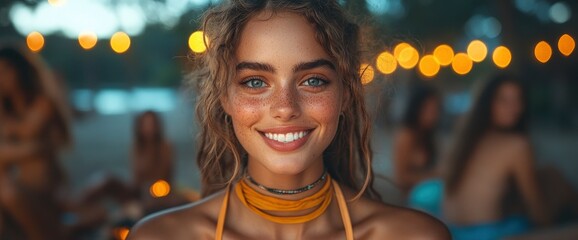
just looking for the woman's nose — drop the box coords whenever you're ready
[270,86,301,121]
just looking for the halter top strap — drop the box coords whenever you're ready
[215,184,230,240]
[333,180,354,240]
[214,180,354,240]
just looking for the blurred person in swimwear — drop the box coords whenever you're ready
[393,85,442,196]
[442,74,578,239]
[129,0,450,239]
[71,110,185,234]
[0,45,71,240]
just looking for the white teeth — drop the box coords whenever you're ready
[264,131,309,143]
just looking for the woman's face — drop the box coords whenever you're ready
[140,114,158,138]
[419,96,440,130]
[0,60,18,94]
[222,11,344,176]
[491,82,523,129]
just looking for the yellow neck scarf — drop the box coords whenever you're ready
[235,174,333,224]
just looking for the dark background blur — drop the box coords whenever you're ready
[1,0,577,203]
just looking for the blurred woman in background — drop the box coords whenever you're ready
[0,45,71,240]
[441,74,578,239]
[131,111,173,199]
[70,110,184,237]
[393,85,441,196]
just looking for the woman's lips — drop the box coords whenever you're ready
[258,127,314,152]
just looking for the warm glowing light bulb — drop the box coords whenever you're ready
[558,34,575,56]
[78,31,98,50]
[467,40,488,62]
[492,46,512,68]
[534,41,552,63]
[433,44,454,66]
[418,55,440,78]
[393,42,411,59]
[452,53,473,75]
[188,31,208,53]
[397,46,419,69]
[360,63,375,85]
[26,32,45,52]
[110,32,131,54]
[113,227,130,240]
[48,0,66,6]
[376,51,397,74]
[150,180,171,198]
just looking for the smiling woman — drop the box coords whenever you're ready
[128,0,450,239]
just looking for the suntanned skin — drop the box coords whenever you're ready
[130,11,449,239]
[444,131,547,225]
[444,83,549,226]
[393,127,436,195]
[130,184,449,239]
[394,96,440,194]
[0,59,66,239]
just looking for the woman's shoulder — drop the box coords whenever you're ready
[349,192,450,239]
[128,190,226,239]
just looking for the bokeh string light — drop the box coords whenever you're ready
[189,31,209,53]
[47,0,66,7]
[467,40,488,63]
[23,27,574,80]
[376,51,397,74]
[492,46,512,68]
[26,31,45,52]
[397,45,420,69]
[150,180,171,198]
[558,34,575,57]
[78,31,98,50]
[113,227,130,240]
[452,53,473,75]
[418,55,440,78]
[110,32,131,54]
[534,41,552,63]
[433,44,454,66]
[360,63,375,85]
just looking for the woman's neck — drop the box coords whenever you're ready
[245,160,326,200]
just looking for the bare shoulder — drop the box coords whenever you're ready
[128,190,225,239]
[350,194,450,239]
[495,133,533,164]
[496,132,531,150]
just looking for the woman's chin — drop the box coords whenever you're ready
[257,158,314,176]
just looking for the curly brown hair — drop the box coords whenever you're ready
[190,0,378,200]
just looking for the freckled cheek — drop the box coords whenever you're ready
[227,93,267,130]
[302,92,342,126]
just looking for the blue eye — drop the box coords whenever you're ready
[303,77,327,87]
[244,78,268,88]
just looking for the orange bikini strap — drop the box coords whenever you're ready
[333,180,354,240]
[215,184,231,240]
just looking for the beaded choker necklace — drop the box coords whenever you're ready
[246,171,327,195]
[235,174,333,224]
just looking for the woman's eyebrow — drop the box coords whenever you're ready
[236,62,275,72]
[293,59,336,72]
[236,59,336,73]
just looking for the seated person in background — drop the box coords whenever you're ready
[393,85,441,196]
[70,111,189,236]
[411,74,578,240]
[0,45,72,240]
